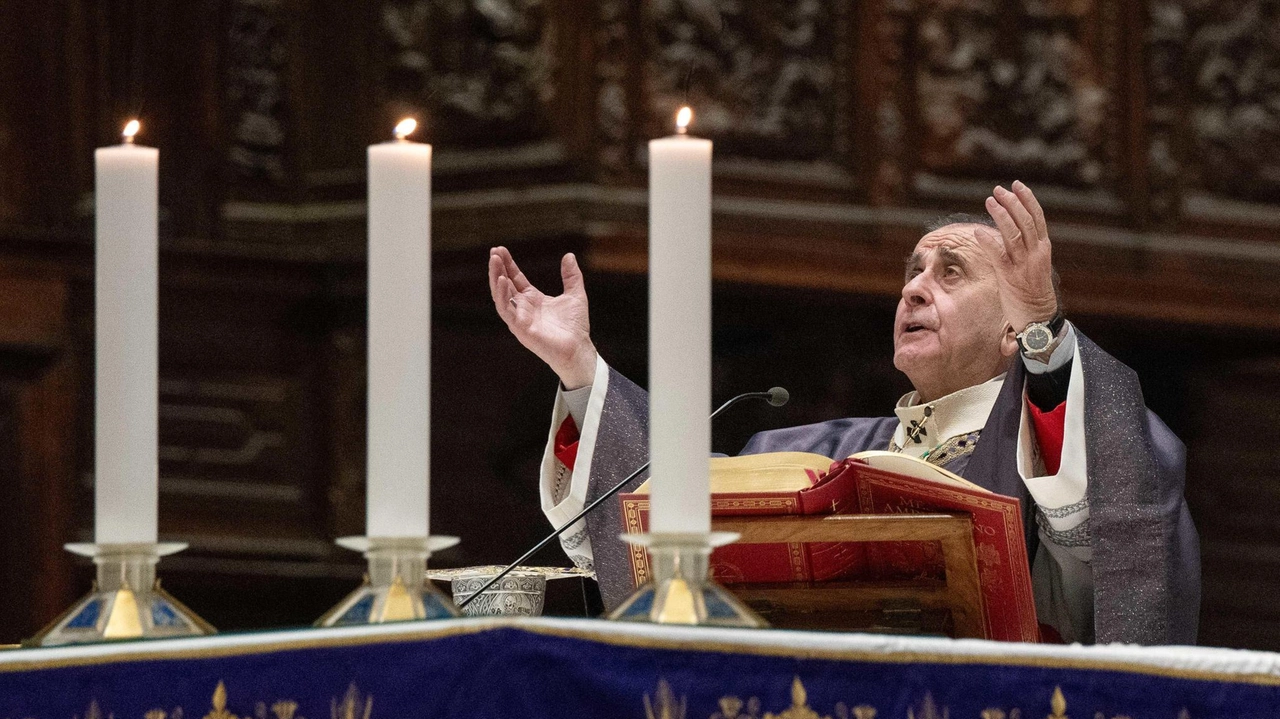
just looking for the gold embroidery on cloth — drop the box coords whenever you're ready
[331,684,372,719]
[925,431,981,466]
[906,693,944,719]
[1048,686,1067,718]
[31,675,1201,719]
[108,682,348,719]
[645,680,1193,719]
[203,682,237,719]
[74,700,104,719]
[763,677,828,719]
[888,431,980,468]
[645,679,687,719]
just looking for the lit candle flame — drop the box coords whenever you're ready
[122,119,140,143]
[394,118,418,141]
[675,106,693,135]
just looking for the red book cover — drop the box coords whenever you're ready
[619,452,1039,642]
[849,460,1039,642]
[620,491,821,585]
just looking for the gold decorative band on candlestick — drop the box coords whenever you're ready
[28,542,215,647]
[315,536,462,627]
[608,532,767,628]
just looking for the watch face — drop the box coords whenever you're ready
[1023,326,1052,352]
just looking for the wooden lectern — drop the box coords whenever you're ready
[714,512,986,638]
[621,453,1039,641]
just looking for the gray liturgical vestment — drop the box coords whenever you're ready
[551,331,1200,646]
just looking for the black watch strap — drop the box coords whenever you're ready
[1043,310,1066,336]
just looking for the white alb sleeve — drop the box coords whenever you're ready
[1015,330,1095,642]
[561,384,591,428]
[538,355,611,570]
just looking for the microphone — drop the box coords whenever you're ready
[764,386,789,407]
[456,386,791,610]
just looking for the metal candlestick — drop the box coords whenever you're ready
[315,536,461,626]
[29,542,215,646]
[608,532,766,627]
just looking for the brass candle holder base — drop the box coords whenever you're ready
[29,542,215,647]
[316,536,462,626]
[608,532,767,628]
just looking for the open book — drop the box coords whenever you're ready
[620,451,1039,642]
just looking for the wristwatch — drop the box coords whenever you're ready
[1016,310,1066,363]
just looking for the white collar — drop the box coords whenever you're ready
[892,374,1006,458]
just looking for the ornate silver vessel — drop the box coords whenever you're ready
[427,566,593,617]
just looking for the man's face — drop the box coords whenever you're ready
[893,224,1017,402]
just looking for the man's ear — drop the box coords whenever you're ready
[1000,323,1020,358]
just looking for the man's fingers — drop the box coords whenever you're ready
[489,253,525,324]
[496,275,526,324]
[972,225,1008,264]
[492,272,515,322]
[984,196,1026,259]
[993,185,1037,247]
[1011,180,1048,241]
[488,252,508,309]
[493,246,533,292]
[560,253,586,297]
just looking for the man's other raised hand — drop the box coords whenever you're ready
[975,181,1059,334]
[488,247,598,390]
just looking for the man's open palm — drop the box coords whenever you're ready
[975,181,1059,333]
[488,247,597,389]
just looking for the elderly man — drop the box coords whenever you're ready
[487,182,1200,645]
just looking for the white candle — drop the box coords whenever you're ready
[366,118,432,537]
[648,107,713,534]
[94,120,159,545]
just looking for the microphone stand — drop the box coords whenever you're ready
[455,388,786,611]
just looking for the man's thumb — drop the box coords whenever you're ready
[561,253,586,295]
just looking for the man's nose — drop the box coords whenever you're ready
[902,273,931,306]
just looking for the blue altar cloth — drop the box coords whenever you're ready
[1,618,1277,718]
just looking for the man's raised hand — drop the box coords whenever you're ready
[488,247,598,389]
[976,181,1059,334]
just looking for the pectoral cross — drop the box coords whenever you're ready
[906,404,935,445]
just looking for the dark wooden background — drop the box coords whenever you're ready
[2,0,1280,649]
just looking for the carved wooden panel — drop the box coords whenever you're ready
[642,0,849,165]
[0,270,78,643]
[1183,0,1280,204]
[864,0,915,205]
[0,2,91,230]
[322,326,368,541]
[226,0,291,186]
[123,272,366,629]
[152,281,330,558]
[379,0,557,147]
[78,0,225,238]
[157,374,310,540]
[1145,0,1186,224]
[906,0,1119,192]
[595,0,635,176]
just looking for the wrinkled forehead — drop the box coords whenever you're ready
[907,224,994,271]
